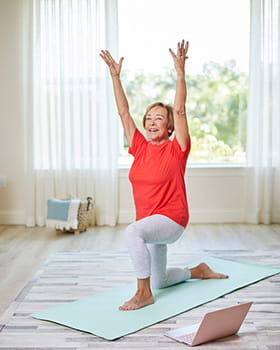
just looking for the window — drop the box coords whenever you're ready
[118,0,249,164]
[32,0,117,170]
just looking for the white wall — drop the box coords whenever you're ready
[0,0,25,224]
[0,0,247,225]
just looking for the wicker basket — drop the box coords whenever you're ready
[56,197,95,234]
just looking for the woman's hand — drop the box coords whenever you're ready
[169,40,189,76]
[100,50,124,77]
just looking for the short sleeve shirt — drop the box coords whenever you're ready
[128,129,191,227]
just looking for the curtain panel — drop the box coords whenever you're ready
[23,0,119,226]
[246,0,280,223]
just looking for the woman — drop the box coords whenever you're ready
[100,40,228,311]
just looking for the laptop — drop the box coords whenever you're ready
[164,302,252,346]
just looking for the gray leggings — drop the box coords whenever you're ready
[125,214,191,289]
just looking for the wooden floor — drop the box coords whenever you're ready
[0,223,279,348]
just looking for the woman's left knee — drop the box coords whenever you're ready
[150,276,166,289]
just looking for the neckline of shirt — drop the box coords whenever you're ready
[148,140,171,147]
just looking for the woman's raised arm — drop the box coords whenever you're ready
[100,50,136,146]
[169,40,189,151]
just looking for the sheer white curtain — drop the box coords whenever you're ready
[245,0,280,223]
[23,0,119,226]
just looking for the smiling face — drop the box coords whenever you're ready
[144,105,170,145]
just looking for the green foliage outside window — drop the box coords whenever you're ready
[122,60,247,163]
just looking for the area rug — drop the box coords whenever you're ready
[1,251,279,348]
[31,255,280,340]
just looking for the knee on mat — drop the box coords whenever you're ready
[150,277,166,289]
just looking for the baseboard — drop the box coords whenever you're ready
[189,209,244,223]
[0,207,275,225]
[118,208,244,224]
[0,210,25,225]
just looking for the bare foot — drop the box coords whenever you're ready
[190,263,229,279]
[119,293,155,311]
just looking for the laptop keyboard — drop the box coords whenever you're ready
[178,331,196,343]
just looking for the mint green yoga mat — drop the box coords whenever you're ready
[31,256,280,340]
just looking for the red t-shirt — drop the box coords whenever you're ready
[128,129,191,227]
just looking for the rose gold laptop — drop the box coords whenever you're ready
[164,302,252,346]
